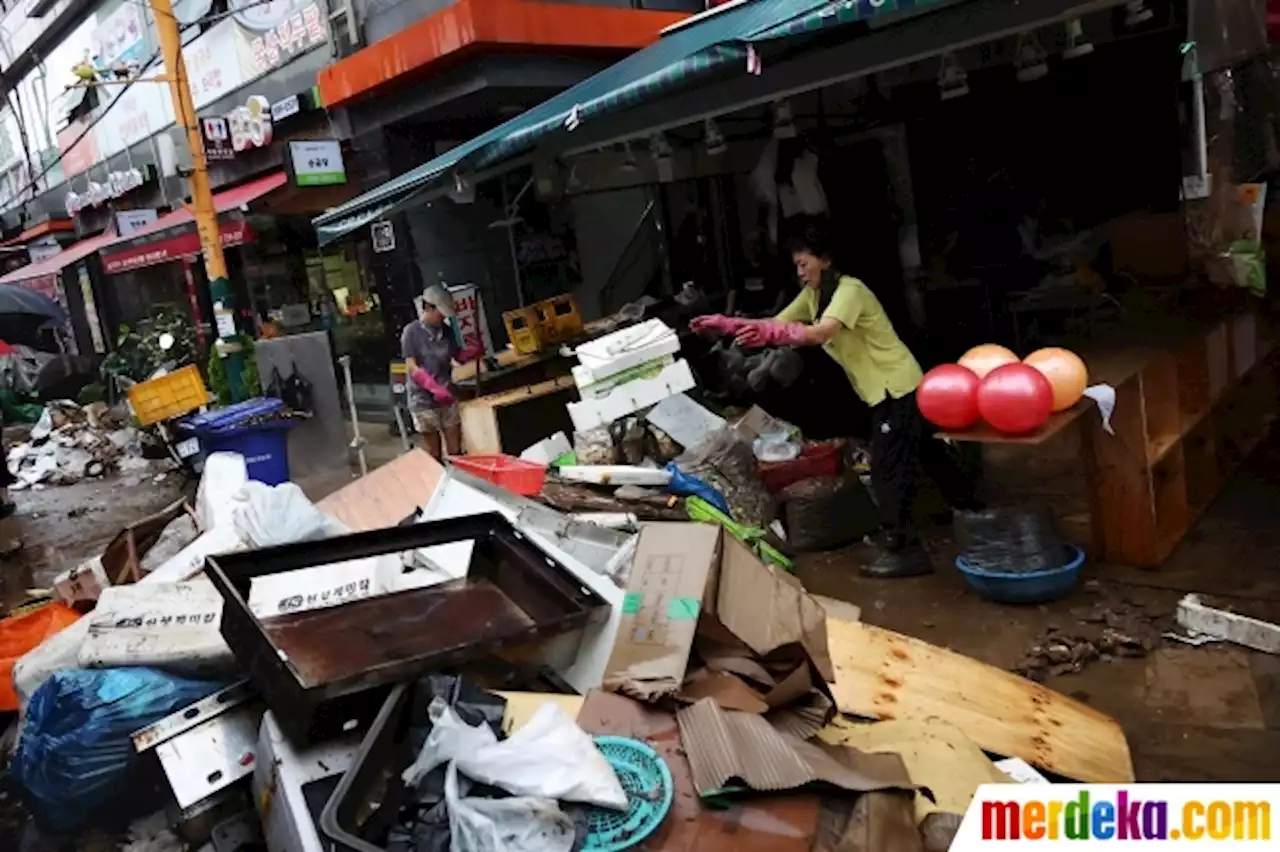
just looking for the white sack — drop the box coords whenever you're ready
[445,763,574,852]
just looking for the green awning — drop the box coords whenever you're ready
[315,0,948,245]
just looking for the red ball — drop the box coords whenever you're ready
[917,364,981,430]
[977,363,1054,435]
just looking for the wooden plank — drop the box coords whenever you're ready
[826,617,1135,784]
[317,449,444,531]
[938,401,1090,445]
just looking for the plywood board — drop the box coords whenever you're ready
[460,376,577,455]
[317,449,443,532]
[826,618,1134,783]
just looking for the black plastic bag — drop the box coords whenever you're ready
[281,361,314,413]
[955,507,1068,574]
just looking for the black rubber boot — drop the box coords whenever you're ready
[857,531,934,578]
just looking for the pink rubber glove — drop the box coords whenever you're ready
[690,314,750,337]
[457,339,484,364]
[734,319,810,348]
[412,368,456,405]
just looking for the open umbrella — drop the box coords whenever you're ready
[0,284,68,325]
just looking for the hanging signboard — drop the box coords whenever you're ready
[201,117,234,161]
[117,208,158,237]
[27,238,61,263]
[270,94,301,122]
[446,284,495,360]
[287,139,345,186]
[371,221,394,253]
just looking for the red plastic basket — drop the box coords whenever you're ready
[759,440,844,492]
[451,454,548,496]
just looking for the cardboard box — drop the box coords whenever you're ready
[602,523,721,701]
[573,319,680,385]
[603,522,834,703]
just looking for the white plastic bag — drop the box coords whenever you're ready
[445,763,574,852]
[404,699,626,810]
[233,481,347,547]
[195,452,248,530]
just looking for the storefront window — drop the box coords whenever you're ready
[307,238,390,384]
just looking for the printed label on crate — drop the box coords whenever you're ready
[247,554,398,618]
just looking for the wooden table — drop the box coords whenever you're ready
[937,314,1276,567]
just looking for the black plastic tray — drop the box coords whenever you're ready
[319,683,414,852]
[205,512,606,745]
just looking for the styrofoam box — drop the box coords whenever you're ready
[567,359,696,432]
[573,320,680,386]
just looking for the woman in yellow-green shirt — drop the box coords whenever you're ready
[692,223,978,577]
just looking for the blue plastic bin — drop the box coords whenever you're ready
[181,398,297,485]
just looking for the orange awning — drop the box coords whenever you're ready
[318,0,687,108]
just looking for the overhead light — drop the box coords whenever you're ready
[772,100,796,139]
[704,118,727,156]
[938,52,969,101]
[620,141,637,172]
[1015,33,1049,83]
[448,172,475,204]
[1062,18,1093,59]
[1124,0,1153,26]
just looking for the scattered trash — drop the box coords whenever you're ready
[0,604,79,711]
[7,400,172,488]
[995,757,1051,784]
[1173,593,1280,654]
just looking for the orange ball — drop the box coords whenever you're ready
[1024,347,1088,412]
[958,343,1019,379]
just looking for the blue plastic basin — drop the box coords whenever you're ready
[954,545,1085,604]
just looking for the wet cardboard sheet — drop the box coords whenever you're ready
[577,690,821,852]
[675,698,915,797]
[317,449,444,531]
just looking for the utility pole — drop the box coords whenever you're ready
[149,0,244,389]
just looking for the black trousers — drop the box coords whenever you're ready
[869,392,973,537]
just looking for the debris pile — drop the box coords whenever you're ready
[1014,590,1164,681]
[5,401,174,489]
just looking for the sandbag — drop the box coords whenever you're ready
[14,667,226,832]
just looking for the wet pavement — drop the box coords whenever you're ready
[796,422,1280,782]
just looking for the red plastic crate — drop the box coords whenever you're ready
[451,454,548,496]
[759,440,844,492]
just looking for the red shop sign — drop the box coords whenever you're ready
[101,220,252,274]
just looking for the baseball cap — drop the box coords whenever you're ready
[422,284,456,318]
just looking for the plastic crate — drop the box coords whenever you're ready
[502,305,548,355]
[127,364,211,426]
[181,398,297,485]
[759,440,843,492]
[451,454,547,496]
[541,293,583,343]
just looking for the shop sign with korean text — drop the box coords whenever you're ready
[446,283,495,358]
[229,0,327,69]
[202,117,234,161]
[288,139,345,186]
[101,220,252,274]
[117,208,158,237]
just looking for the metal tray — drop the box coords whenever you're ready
[205,512,606,745]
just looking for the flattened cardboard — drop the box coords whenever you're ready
[713,535,834,682]
[676,697,916,797]
[678,670,769,713]
[317,449,444,531]
[602,523,722,701]
[576,690,821,852]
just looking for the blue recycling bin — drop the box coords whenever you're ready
[181,397,297,485]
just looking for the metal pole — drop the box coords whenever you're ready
[150,0,243,384]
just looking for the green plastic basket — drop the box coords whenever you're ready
[584,736,674,851]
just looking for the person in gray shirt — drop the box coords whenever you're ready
[402,285,482,458]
